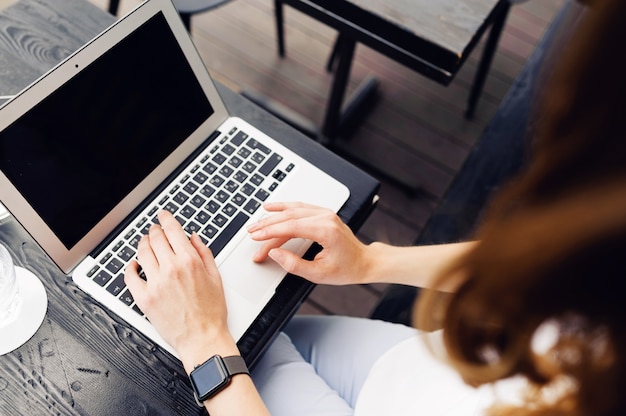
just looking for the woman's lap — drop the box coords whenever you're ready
[251,315,418,415]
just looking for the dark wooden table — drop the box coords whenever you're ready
[274,0,509,136]
[269,0,509,191]
[0,0,379,414]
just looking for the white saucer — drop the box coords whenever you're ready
[0,267,48,355]
[0,202,9,221]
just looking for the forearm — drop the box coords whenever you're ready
[361,241,476,292]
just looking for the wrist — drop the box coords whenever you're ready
[178,333,239,375]
[361,241,390,284]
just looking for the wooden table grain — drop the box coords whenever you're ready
[0,1,379,414]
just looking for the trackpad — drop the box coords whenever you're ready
[219,236,309,304]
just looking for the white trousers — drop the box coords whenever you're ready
[251,315,418,416]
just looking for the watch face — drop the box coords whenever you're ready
[190,356,229,400]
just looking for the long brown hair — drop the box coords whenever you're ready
[418,1,626,414]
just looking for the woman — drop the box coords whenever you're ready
[124,0,626,414]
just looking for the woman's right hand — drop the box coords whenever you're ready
[247,202,371,285]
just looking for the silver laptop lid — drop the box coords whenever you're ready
[0,0,230,272]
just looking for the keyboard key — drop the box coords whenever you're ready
[222,204,237,217]
[99,252,112,264]
[119,290,134,306]
[237,147,252,159]
[212,153,227,165]
[195,211,210,224]
[106,274,126,297]
[224,180,239,193]
[232,193,246,206]
[250,174,264,186]
[251,152,265,164]
[210,175,225,187]
[132,304,143,316]
[255,189,270,201]
[93,270,113,287]
[112,241,124,252]
[118,246,136,262]
[129,234,141,248]
[229,156,243,168]
[190,195,206,208]
[259,153,283,176]
[206,201,220,213]
[215,190,229,203]
[246,138,271,154]
[222,144,235,155]
[164,202,179,214]
[200,185,216,198]
[231,131,248,146]
[181,205,196,219]
[185,221,201,234]
[106,258,124,274]
[242,161,256,173]
[202,225,218,239]
[174,192,189,205]
[219,166,234,178]
[241,183,256,196]
[212,214,228,227]
[87,265,99,277]
[244,199,261,215]
[193,172,208,184]
[203,162,217,175]
[209,212,250,257]
[233,171,248,183]
[183,182,199,195]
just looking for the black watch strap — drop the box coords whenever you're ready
[222,355,249,377]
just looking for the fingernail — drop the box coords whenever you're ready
[268,249,281,262]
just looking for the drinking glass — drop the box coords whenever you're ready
[0,244,21,328]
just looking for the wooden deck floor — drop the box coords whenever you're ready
[90,0,565,318]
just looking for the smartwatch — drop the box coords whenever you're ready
[189,355,250,406]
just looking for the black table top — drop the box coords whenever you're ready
[0,0,379,414]
[283,0,505,84]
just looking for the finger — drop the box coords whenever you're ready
[136,233,160,272]
[157,210,193,255]
[249,214,327,243]
[190,233,219,276]
[247,203,326,232]
[124,260,146,303]
[252,236,291,262]
[267,248,322,281]
[262,201,317,212]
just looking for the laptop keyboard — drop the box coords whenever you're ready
[84,126,295,317]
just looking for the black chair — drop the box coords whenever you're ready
[108,0,231,30]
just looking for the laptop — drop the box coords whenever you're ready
[0,0,349,358]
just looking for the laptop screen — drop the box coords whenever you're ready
[0,12,213,249]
